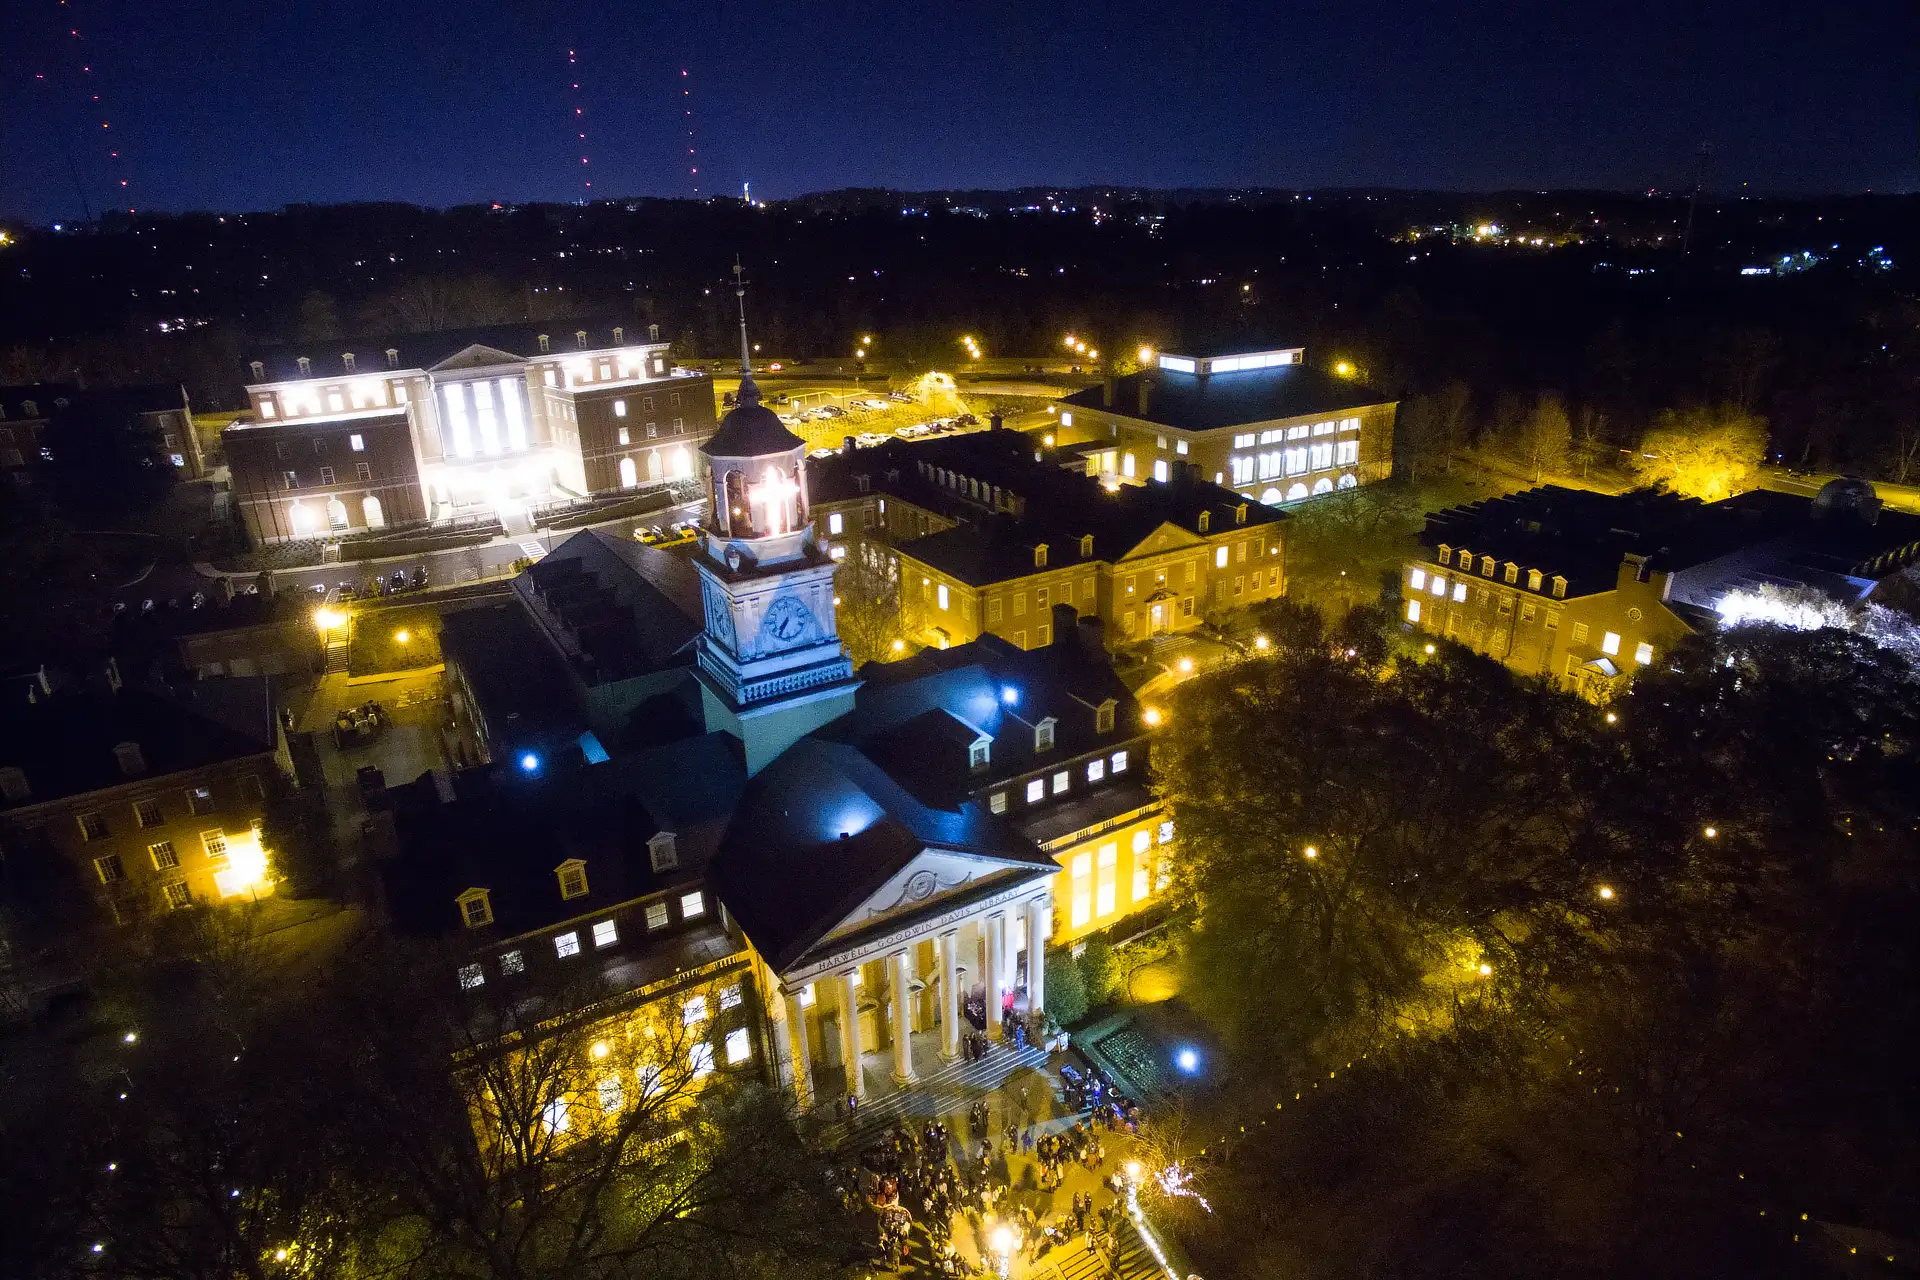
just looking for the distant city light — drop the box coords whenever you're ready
[520,753,541,773]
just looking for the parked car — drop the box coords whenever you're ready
[808,447,838,459]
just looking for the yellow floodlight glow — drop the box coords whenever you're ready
[1124,1159,1143,1180]
[1597,885,1615,901]
[1424,643,1436,654]
[891,639,906,652]
[989,1225,1015,1257]
[1605,711,1618,724]
[1334,360,1355,377]
[211,828,273,899]
[1142,706,1163,727]
[1253,634,1269,650]
[591,1040,610,1060]
[1176,656,1193,674]
[1478,962,1493,977]
[312,606,345,632]
[1137,345,1155,364]
[1303,845,1318,859]
[1043,433,1056,446]
[1704,825,1718,838]
[394,629,411,644]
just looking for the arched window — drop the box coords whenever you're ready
[327,497,350,528]
[723,470,748,535]
[619,457,638,489]
[288,501,315,535]
[646,451,662,482]
[1261,488,1283,505]
[362,495,385,528]
[1285,483,1308,501]
[1311,477,1334,496]
[1336,473,1358,490]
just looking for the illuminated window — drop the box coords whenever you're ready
[1634,642,1653,665]
[1504,563,1519,585]
[1087,758,1105,783]
[690,1043,714,1077]
[683,994,709,1025]
[94,853,125,884]
[829,512,844,535]
[501,950,524,974]
[1133,863,1150,901]
[1176,440,1189,455]
[164,881,191,909]
[1335,439,1358,466]
[459,964,484,990]
[554,931,581,958]
[134,798,163,828]
[1096,842,1118,916]
[349,433,365,451]
[1214,546,1228,569]
[970,740,990,771]
[617,426,630,445]
[990,790,1007,813]
[1122,452,1136,478]
[598,1076,624,1113]
[187,786,215,815]
[1051,770,1069,795]
[1601,631,1621,656]
[149,841,178,870]
[541,1099,568,1135]
[614,399,627,417]
[938,583,950,611]
[202,830,228,863]
[680,890,705,919]
[720,982,743,1010]
[645,901,669,930]
[1430,574,1446,597]
[1406,599,1422,623]
[1027,778,1045,803]
[1112,750,1129,773]
[592,919,618,947]
[1453,582,1467,602]
[1410,568,1426,591]
[1573,622,1590,644]
[726,1027,751,1064]
[1132,829,1151,855]
[459,889,492,928]
[1528,569,1543,591]
[1159,820,1174,843]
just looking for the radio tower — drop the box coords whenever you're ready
[567,48,592,197]
[1680,141,1712,260]
[682,68,700,195]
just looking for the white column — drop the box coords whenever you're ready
[783,988,814,1111]
[1025,895,1051,1017]
[938,929,961,1062]
[985,911,1008,1040]
[838,969,865,1101]
[887,950,917,1087]
[766,979,796,1093]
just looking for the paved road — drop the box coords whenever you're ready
[1756,465,1920,513]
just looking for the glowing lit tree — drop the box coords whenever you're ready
[1630,405,1767,501]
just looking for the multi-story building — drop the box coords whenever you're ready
[1,383,202,484]
[0,666,288,926]
[808,430,1286,651]
[1053,345,1396,506]
[1404,481,1920,700]
[225,323,717,543]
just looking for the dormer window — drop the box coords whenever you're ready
[1235,503,1248,525]
[385,347,400,369]
[1527,569,1543,592]
[556,858,589,900]
[1438,545,1452,565]
[575,330,589,349]
[538,334,551,353]
[458,887,493,928]
[969,737,992,771]
[1096,700,1116,733]
[1457,551,1472,573]
[1035,717,1057,752]
[613,326,624,345]
[1481,558,1496,578]
[1080,534,1094,556]
[249,361,265,381]
[1034,544,1049,568]
[1503,563,1519,585]
[1197,511,1211,533]
[342,352,356,372]
[296,357,312,377]
[648,831,679,873]
[1551,575,1567,599]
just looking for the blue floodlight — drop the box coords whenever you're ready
[519,752,541,774]
[1175,1046,1201,1074]
[1001,685,1020,706]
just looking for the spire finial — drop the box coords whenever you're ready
[732,257,760,406]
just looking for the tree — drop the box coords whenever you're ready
[1078,937,1118,1008]
[1514,393,1571,483]
[258,777,337,899]
[1631,405,1767,501]
[1396,382,1471,480]
[834,541,906,668]
[1043,950,1089,1026]
[295,290,341,341]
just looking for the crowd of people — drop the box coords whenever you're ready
[826,1053,1149,1273]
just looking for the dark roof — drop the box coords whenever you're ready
[0,676,278,810]
[1419,485,1920,604]
[0,383,183,423]
[243,319,663,382]
[711,738,1053,972]
[514,530,701,685]
[1059,365,1390,431]
[381,733,746,942]
[701,378,804,458]
[438,603,588,748]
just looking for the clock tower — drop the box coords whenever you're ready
[690,328,857,774]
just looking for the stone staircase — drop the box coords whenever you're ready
[323,631,351,674]
[820,1040,1051,1152]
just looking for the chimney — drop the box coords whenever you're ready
[989,410,1004,432]
[1102,377,1115,407]
[843,435,857,455]
[1075,613,1107,657]
[112,741,147,778]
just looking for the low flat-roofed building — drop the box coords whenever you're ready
[1055,345,1395,506]
[1404,480,1920,700]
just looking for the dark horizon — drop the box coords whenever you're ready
[3,0,1915,225]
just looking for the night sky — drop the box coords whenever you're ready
[2,0,1915,223]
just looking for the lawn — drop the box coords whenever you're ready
[349,606,442,676]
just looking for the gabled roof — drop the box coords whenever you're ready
[429,344,525,373]
[242,319,666,383]
[711,737,1053,973]
[514,530,702,686]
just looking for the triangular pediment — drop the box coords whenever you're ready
[430,343,526,373]
[815,848,1045,945]
[1117,520,1205,562]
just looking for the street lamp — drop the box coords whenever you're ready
[1142,706,1163,727]
[1138,344,1155,365]
[1334,360,1355,377]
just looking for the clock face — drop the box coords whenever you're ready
[759,595,817,647]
